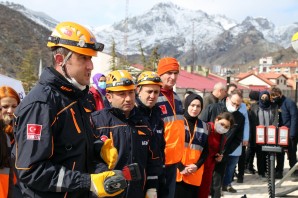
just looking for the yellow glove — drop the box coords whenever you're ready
[90,171,125,197]
[145,188,157,198]
[100,139,118,169]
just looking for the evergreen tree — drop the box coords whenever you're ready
[149,46,160,71]
[138,42,147,69]
[16,50,38,93]
[110,38,117,70]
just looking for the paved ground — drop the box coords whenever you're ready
[221,161,298,198]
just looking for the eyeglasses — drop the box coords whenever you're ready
[48,36,104,52]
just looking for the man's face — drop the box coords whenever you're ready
[137,84,160,108]
[106,90,135,116]
[227,94,242,110]
[65,52,93,86]
[160,70,179,89]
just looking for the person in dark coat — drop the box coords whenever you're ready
[270,87,298,179]
[12,22,124,198]
[252,90,279,179]
[244,90,260,174]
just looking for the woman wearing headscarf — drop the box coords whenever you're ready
[175,94,208,198]
[89,73,106,111]
[252,90,278,179]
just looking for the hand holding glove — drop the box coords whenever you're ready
[100,139,118,169]
[145,188,157,198]
[90,171,125,197]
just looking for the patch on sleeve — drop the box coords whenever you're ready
[27,124,42,140]
[159,105,167,114]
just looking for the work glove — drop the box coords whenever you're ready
[90,171,125,197]
[100,138,118,169]
[145,188,157,198]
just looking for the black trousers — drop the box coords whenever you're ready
[276,138,297,173]
[210,160,228,198]
[175,181,199,198]
[237,146,246,178]
[256,145,268,176]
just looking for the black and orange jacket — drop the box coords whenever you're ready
[91,107,162,198]
[12,67,96,198]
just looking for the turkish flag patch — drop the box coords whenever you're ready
[27,124,42,140]
[159,105,167,114]
[100,135,109,142]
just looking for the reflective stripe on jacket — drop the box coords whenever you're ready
[156,92,184,165]
[176,119,208,186]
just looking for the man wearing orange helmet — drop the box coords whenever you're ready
[12,22,125,198]
[135,71,166,197]
[155,57,184,198]
[91,70,162,198]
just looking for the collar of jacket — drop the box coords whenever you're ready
[39,67,89,99]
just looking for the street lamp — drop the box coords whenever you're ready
[226,70,231,85]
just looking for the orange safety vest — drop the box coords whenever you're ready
[176,119,208,186]
[157,92,184,165]
[0,167,10,197]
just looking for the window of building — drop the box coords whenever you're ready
[277,79,279,84]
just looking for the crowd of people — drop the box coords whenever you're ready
[1,21,298,198]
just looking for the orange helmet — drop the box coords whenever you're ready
[47,21,104,56]
[106,70,135,92]
[136,71,163,86]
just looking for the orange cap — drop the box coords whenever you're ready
[157,57,180,76]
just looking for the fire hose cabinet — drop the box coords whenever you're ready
[266,125,277,145]
[278,126,289,146]
[256,125,266,144]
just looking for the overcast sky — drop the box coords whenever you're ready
[6,0,298,27]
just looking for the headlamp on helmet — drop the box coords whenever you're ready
[106,70,135,92]
[136,71,163,86]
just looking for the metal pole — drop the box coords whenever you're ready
[270,153,275,198]
[295,80,298,104]
[227,76,230,86]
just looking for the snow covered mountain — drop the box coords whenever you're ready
[90,2,298,65]
[1,1,57,29]
[2,1,298,66]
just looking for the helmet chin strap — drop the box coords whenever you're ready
[61,51,86,91]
